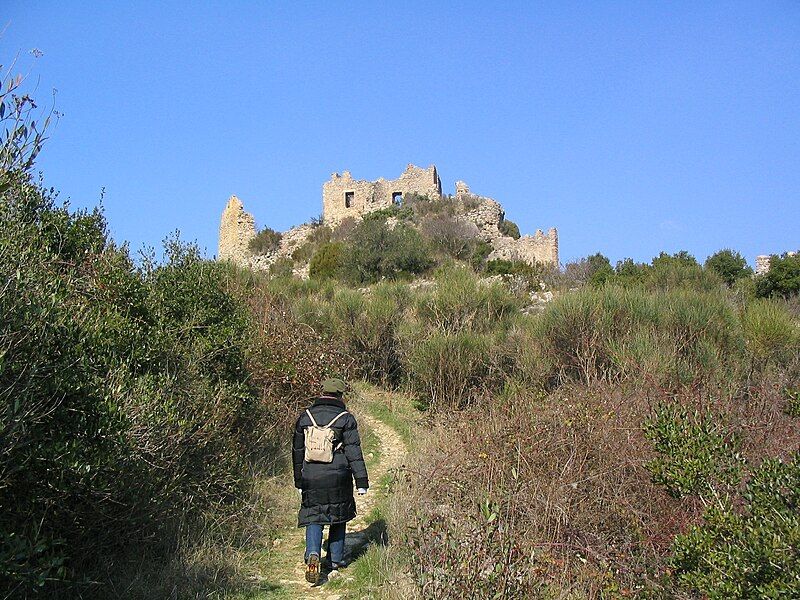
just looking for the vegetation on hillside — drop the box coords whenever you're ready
[266,256,799,598]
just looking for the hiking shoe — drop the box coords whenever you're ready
[305,554,320,585]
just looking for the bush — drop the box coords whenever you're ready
[403,330,491,410]
[248,226,282,254]
[756,253,800,298]
[415,266,520,334]
[670,455,800,598]
[268,255,295,277]
[309,241,346,279]
[469,240,493,271]
[498,218,520,239]
[395,386,692,599]
[0,176,335,596]
[742,300,800,370]
[644,404,744,499]
[342,219,434,284]
[534,286,744,387]
[705,249,752,286]
[419,213,479,260]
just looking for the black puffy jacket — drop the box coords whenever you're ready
[292,396,369,526]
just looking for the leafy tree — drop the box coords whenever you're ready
[652,250,699,269]
[755,252,800,298]
[615,258,648,280]
[498,218,521,239]
[586,252,614,286]
[705,249,752,286]
[248,226,282,254]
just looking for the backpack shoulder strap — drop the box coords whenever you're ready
[305,409,318,428]
[326,411,349,428]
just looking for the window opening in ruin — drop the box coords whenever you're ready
[345,191,354,208]
[392,191,403,205]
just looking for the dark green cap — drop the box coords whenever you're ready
[322,378,347,394]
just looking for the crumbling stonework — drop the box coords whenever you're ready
[755,255,771,276]
[323,164,442,225]
[457,183,559,266]
[218,195,256,263]
[218,163,560,271]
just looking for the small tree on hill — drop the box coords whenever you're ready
[342,219,434,284]
[705,249,752,286]
[309,242,345,279]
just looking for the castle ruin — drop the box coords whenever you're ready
[218,164,559,270]
[322,164,442,225]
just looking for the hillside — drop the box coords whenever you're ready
[217,165,558,281]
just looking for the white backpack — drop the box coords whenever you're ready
[303,409,349,463]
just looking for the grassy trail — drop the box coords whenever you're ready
[232,386,411,599]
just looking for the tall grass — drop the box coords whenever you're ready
[533,286,746,389]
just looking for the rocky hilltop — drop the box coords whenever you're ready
[218,164,558,276]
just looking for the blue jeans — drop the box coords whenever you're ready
[305,522,346,566]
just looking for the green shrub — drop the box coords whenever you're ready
[469,240,493,271]
[341,219,434,285]
[534,286,744,387]
[309,241,346,279]
[415,266,520,334]
[705,249,753,286]
[644,404,744,498]
[670,455,800,598]
[485,259,543,278]
[0,176,333,596]
[498,218,520,239]
[742,300,800,369]
[756,253,800,299]
[268,255,295,277]
[404,330,491,409]
[248,226,282,254]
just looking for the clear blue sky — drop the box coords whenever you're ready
[3,1,799,265]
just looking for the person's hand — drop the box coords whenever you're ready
[297,488,302,497]
[357,488,367,496]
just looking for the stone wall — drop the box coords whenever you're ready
[218,195,256,263]
[489,228,559,266]
[755,255,771,276]
[322,164,442,225]
[458,185,559,267]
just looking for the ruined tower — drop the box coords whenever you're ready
[218,195,256,263]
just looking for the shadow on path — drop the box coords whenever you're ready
[316,519,389,585]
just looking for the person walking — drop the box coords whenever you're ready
[292,378,369,585]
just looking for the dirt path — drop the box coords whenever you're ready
[263,401,408,599]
